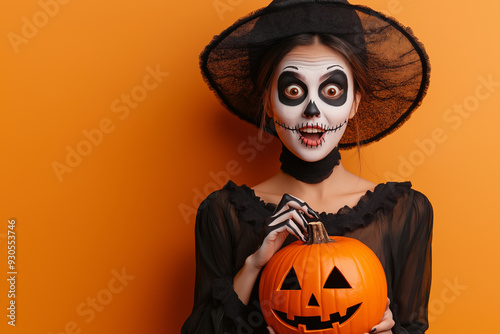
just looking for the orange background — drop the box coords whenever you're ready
[1,0,499,333]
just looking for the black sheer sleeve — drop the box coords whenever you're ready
[390,190,433,333]
[181,188,267,334]
[181,190,243,334]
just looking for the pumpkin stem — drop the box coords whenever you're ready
[306,221,333,245]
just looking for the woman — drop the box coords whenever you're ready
[182,0,432,333]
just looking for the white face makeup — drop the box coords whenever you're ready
[270,42,359,162]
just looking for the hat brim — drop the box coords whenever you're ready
[200,1,430,149]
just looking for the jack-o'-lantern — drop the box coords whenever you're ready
[259,222,387,334]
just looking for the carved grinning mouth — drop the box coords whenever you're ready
[273,302,361,331]
[274,120,347,148]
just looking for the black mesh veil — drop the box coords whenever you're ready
[199,0,430,149]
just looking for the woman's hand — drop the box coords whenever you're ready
[234,193,319,305]
[366,298,395,334]
[267,326,276,334]
[248,193,319,270]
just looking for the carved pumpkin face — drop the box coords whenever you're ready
[259,225,387,334]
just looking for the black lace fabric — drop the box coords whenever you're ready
[181,181,433,334]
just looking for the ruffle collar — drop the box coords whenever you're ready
[222,180,412,236]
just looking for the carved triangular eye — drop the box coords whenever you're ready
[323,266,351,289]
[280,267,301,290]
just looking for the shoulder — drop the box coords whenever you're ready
[194,181,242,240]
[391,184,433,214]
[408,188,434,228]
[195,180,272,233]
[195,180,243,219]
[369,181,413,206]
[386,184,434,231]
[367,181,433,219]
[198,180,237,207]
[409,188,433,212]
[200,179,260,207]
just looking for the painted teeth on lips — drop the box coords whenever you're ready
[298,125,325,134]
[301,128,323,133]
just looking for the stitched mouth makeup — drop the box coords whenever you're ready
[275,120,347,148]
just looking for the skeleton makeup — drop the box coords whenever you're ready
[270,42,359,163]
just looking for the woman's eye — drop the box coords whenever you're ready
[321,84,344,100]
[284,85,304,99]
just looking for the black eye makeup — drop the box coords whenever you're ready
[318,70,348,106]
[277,71,308,106]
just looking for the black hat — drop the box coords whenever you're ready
[200,0,430,149]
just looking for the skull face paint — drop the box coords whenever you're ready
[270,43,359,162]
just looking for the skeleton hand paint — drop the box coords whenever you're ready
[269,42,359,162]
[258,193,320,247]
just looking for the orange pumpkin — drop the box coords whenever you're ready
[259,221,387,334]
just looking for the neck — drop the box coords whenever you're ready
[277,161,346,192]
[279,145,341,184]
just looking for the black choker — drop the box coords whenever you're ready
[279,145,341,184]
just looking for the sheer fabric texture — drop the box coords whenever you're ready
[182,180,433,334]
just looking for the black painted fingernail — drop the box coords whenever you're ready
[370,328,376,333]
[308,208,319,219]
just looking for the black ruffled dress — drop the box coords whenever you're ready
[182,180,433,334]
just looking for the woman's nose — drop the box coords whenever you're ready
[303,100,321,118]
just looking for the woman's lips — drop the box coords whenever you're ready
[298,125,325,147]
[274,119,347,148]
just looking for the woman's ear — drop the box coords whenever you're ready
[266,106,273,118]
[349,92,362,119]
[264,93,274,118]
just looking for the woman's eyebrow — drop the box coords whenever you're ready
[327,64,344,70]
[280,64,345,81]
